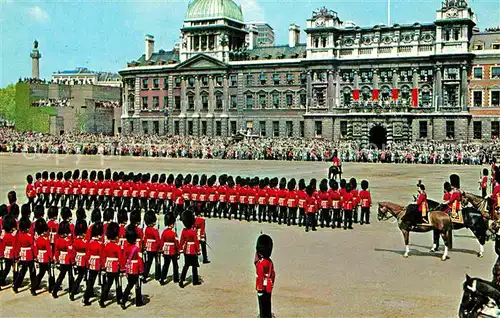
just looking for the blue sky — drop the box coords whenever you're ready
[1,0,498,87]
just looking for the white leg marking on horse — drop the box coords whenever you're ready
[404,245,409,258]
[478,244,484,257]
[430,243,436,252]
[442,246,449,261]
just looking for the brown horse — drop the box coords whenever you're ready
[463,192,491,219]
[378,201,453,261]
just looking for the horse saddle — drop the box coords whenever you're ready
[449,210,464,224]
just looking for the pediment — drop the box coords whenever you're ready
[175,54,228,70]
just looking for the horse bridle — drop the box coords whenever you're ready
[377,205,395,221]
[462,281,495,317]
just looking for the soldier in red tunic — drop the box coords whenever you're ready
[34,172,43,206]
[69,170,80,210]
[160,213,180,285]
[41,171,51,208]
[139,173,150,211]
[194,208,210,264]
[79,170,89,209]
[86,170,98,210]
[61,207,75,240]
[277,178,288,225]
[52,221,75,299]
[70,219,88,301]
[257,179,269,223]
[318,180,331,228]
[255,234,275,318]
[228,176,239,220]
[86,208,102,242]
[83,222,104,306]
[359,180,372,225]
[179,210,201,287]
[286,179,297,226]
[12,217,36,294]
[489,170,500,218]
[121,224,145,308]
[100,222,123,308]
[103,208,115,241]
[480,168,489,198]
[239,177,249,221]
[172,176,185,219]
[113,172,124,211]
[247,178,258,222]
[148,173,159,212]
[296,179,307,227]
[329,180,342,229]
[47,207,59,250]
[198,175,208,217]
[350,178,359,223]
[156,174,167,214]
[61,171,72,209]
[267,178,279,223]
[343,184,354,230]
[165,174,175,215]
[182,174,192,209]
[206,175,218,218]
[305,185,318,232]
[31,205,44,237]
[217,174,228,218]
[32,219,55,292]
[26,175,37,210]
[142,211,161,283]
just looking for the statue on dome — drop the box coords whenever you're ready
[34,40,38,49]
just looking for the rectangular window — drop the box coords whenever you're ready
[473,121,482,139]
[340,121,347,137]
[419,121,428,139]
[202,95,208,110]
[260,73,266,85]
[142,96,148,109]
[174,121,179,135]
[187,121,193,136]
[473,91,482,107]
[163,96,168,109]
[287,73,294,84]
[300,121,304,137]
[273,121,279,137]
[142,78,148,89]
[473,67,482,79]
[164,78,168,89]
[246,74,253,86]
[272,94,279,108]
[201,76,208,86]
[188,95,194,110]
[259,94,266,107]
[286,121,293,137]
[188,77,195,87]
[230,121,237,135]
[216,76,223,86]
[300,94,306,106]
[260,121,266,137]
[175,96,181,110]
[492,67,500,79]
[230,95,237,108]
[492,121,499,139]
[315,121,322,137]
[201,121,207,136]
[286,94,293,106]
[230,75,237,87]
[446,121,455,139]
[246,94,253,109]
[273,74,280,85]
[153,121,159,135]
[175,77,181,87]
[152,96,159,108]
[142,121,148,134]
[215,121,222,136]
[492,91,500,107]
[216,94,223,109]
[153,78,159,88]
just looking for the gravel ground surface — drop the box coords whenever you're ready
[0,153,494,317]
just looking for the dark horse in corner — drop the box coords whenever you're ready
[459,274,500,318]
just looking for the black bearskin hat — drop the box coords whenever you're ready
[7,191,17,204]
[89,170,97,181]
[9,204,19,219]
[48,206,58,219]
[64,171,72,181]
[117,209,128,224]
[345,183,352,192]
[152,173,159,183]
[49,172,55,180]
[309,178,317,190]
[34,205,44,219]
[181,209,195,229]
[105,168,111,180]
[349,178,357,189]
[450,174,460,189]
[123,174,129,183]
[130,209,141,225]
[159,174,166,183]
[207,177,215,187]
[91,208,102,223]
[75,220,88,236]
[287,179,295,191]
[76,208,86,221]
[306,185,314,197]
[192,175,199,186]
[2,214,16,232]
[61,207,72,221]
[27,174,33,184]
[97,171,104,182]
[19,217,31,232]
[256,234,273,259]
[417,184,426,191]
[483,168,488,176]
[126,224,138,245]
[227,176,235,187]
[58,221,71,236]
[361,180,369,190]
[240,177,246,187]
[142,173,149,183]
[119,171,125,180]
[137,172,143,182]
[298,179,306,191]
[91,222,104,238]
[279,178,286,190]
[0,204,7,218]
[200,174,207,186]
[218,174,227,186]
[236,176,241,186]
[259,179,266,189]
[103,208,114,222]
[248,178,254,188]
[112,171,119,182]
[331,180,339,190]
[57,171,63,180]
[42,171,49,179]
[81,170,88,180]
[36,172,41,180]
[35,218,48,236]
[21,203,31,218]
[144,210,157,225]
[340,179,346,189]
[184,174,192,185]
[106,222,119,240]
[329,178,335,189]
[72,169,80,180]
[167,174,175,184]
[175,178,183,188]
[164,212,176,227]
[271,177,279,188]
[128,172,134,182]
[320,181,328,192]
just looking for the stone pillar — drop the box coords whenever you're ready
[195,75,201,111]
[461,65,468,111]
[334,70,340,107]
[193,114,199,136]
[373,69,379,90]
[434,66,442,110]
[354,70,359,89]
[30,47,41,79]
[208,75,214,112]
[306,71,312,111]
[392,69,399,89]
[180,76,187,113]
[223,75,229,111]
[327,70,334,110]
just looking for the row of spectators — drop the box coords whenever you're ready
[0,128,497,164]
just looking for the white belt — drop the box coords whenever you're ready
[187,242,195,245]
[107,257,118,261]
[21,247,31,251]
[147,239,156,242]
[90,255,100,259]
[130,260,138,263]
[164,242,174,246]
[76,252,85,256]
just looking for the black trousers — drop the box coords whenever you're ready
[298,208,305,226]
[200,240,209,263]
[123,274,143,306]
[278,206,287,224]
[206,202,216,218]
[83,270,99,303]
[344,210,353,229]
[33,262,54,291]
[288,207,297,225]
[320,208,331,227]
[13,261,36,292]
[257,291,272,318]
[71,266,87,296]
[360,207,370,224]
[143,252,160,281]
[101,272,122,303]
[1,258,15,285]
[268,206,277,223]
[161,255,179,282]
[180,255,199,284]
[240,203,247,220]
[53,264,74,296]
[332,209,342,228]
[229,203,238,219]
[305,213,316,231]
[482,187,487,198]
[258,205,267,222]
[352,206,359,223]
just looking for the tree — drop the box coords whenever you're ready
[0,85,16,121]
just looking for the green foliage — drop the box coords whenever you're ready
[14,82,55,132]
[0,84,16,121]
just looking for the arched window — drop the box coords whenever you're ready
[342,87,352,106]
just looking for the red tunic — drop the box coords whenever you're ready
[277,189,288,207]
[97,181,105,196]
[267,188,278,206]
[207,186,217,202]
[239,186,249,204]
[217,185,227,203]
[255,258,275,293]
[491,184,500,207]
[351,189,359,207]
[481,176,488,189]
[122,241,144,274]
[143,226,161,252]
[73,237,87,267]
[297,190,307,209]
[34,180,43,194]
[42,179,50,194]
[257,188,268,205]
[228,187,239,204]
[173,188,184,205]
[247,187,257,205]
[118,224,127,247]
[54,237,75,265]
[160,228,180,256]
[179,228,200,255]
[85,239,104,271]
[56,180,65,195]
[140,182,150,198]
[190,185,199,201]
[18,232,35,261]
[329,189,342,209]
[286,190,297,208]
[103,241,123,273]
[63,180,72,195]
[26,184,36,198]
[343,192,354,210]
[72,179,81,195]
[359,190,372,208]
[47,220,58,244]
[182,185,191,201]
[448,190,462,213]
[416,192,428,213]
[157,183,166,200]
[194,216,206,241]
[305,196,318,214]
[317,191,331,209]
[34,235,52,263]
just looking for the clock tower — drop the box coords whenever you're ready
[435,0,476,54]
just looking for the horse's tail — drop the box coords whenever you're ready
[446,225,453,250]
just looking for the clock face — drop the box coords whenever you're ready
[446,8,458,18]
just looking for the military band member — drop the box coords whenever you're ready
[13,217,36,295]
[267,178,279,223]
[179,210,201,288]
[142,211,161,283]
[70,220,88,301]
[160,213,180,285]
[52,221,75,299]
[255,234,275,318]
[83,222,104,306]
[239,177,249,221]
[121,224,145,308]
[359,180,372,225]
[100,222,123,308]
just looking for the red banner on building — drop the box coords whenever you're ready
[372,89,379,101]
[353,89,360,101]
[412,88,418,107]
[391,88,399,101]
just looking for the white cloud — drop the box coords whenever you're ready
[27,6,49,23]
[239,0,265,22]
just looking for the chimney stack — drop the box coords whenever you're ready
[145,34,155,61]
[247,25,258,50]
[289,24,300,47]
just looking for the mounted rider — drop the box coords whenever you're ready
[416,183,429,223]
[332,150,342,173]
[490,168,500,220]
[443,174,462,219]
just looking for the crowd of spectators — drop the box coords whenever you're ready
[0,128,497,164]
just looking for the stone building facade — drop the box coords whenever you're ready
[119,0,500,147]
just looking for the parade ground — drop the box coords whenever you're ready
[0,153,494,317]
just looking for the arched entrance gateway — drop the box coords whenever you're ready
[369,125,387,149]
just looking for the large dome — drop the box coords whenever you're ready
[185,0,244,23]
